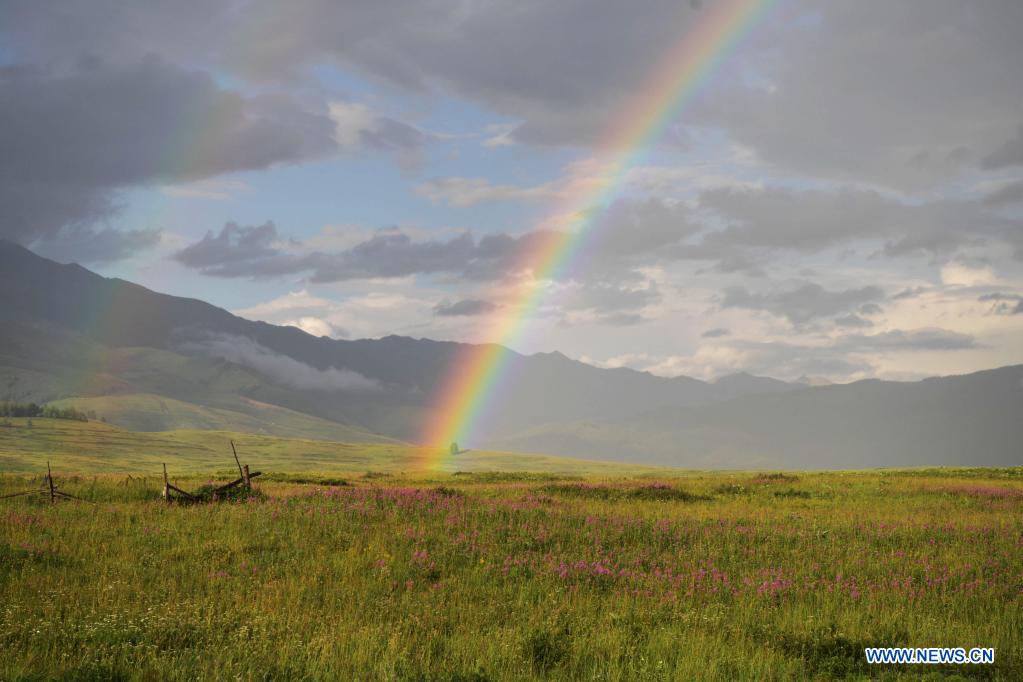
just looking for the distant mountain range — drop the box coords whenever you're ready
[1,240,1020,468]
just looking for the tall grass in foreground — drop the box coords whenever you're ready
[1,470,1021,680]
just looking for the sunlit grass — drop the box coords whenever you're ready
[1,467,1020,679]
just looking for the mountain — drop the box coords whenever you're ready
[489,366,1023,468]
[3,241,1018,469]
[0,240,797,442]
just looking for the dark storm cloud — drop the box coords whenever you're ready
[434,299,497,317]
[0,57,337,258]
[0,58,333,187]
[721,282,885,325]
[6,0,1021,274]
[0,181,117,250]
[701,328,730,338]
[0,0,704,145]
[31,226,162,265]
[5,1,1022,176]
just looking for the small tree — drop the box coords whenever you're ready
[450,441,460,456]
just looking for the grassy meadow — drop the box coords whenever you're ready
[0,420,1021,679]
[0,418,656,477]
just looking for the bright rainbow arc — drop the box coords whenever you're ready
[420,0,779,465]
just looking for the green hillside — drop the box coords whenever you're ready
[0,418,662,476]
[0,322,408,441]
[47,393,392,443]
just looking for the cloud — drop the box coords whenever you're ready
[0,57,336,258]
[329,101,429,168]
[721,281,885,325]
[693,2,1023,189]
[434,299,497,317]
[981,124,1023,170]
[180,333,379,391]
[892,287,928,301]
[858,303,883,315]
[482,124,516,148]
[695,186,1012,261]
[5,1,1022,174]
[595,312,648,327]
[281,316,347,338]
[701,328,730,338]
[940,262,998,287]
[978,292,1023,315]
[415,177,558,207]
[172,196,701,283]
[173,221,283,270]
[983,179,1023,207]
[834,314,872,329]
[234,289,334,319]
[30,225,162,265]
[0,1,717,146]
[836,329,979,352]
[603,326,980,382]
[568,281,660,314]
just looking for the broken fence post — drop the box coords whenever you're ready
[231,440,244,480]
[163,463,170,504]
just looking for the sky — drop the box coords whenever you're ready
[1,0,1021,383]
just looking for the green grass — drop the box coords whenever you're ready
[0,421,1020,679]
[46,392,393,444]
[0,418,662,477]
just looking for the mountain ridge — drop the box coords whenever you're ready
[0,240,801,442]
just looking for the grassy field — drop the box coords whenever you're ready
[1,429,1020,680]
[47,393,395,444]
[0,418,658,477]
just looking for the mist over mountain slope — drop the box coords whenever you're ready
[0,241,796,442]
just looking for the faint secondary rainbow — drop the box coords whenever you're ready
[419,0,779,465]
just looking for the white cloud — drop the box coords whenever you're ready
[283,316,342,338]
[329,102,379,148]
[940,262,998,287]
[234,289,333,319]
[181,333,380,391]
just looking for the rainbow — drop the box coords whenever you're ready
[419,0,779,465]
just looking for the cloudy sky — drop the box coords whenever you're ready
[2,1,1021,382]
